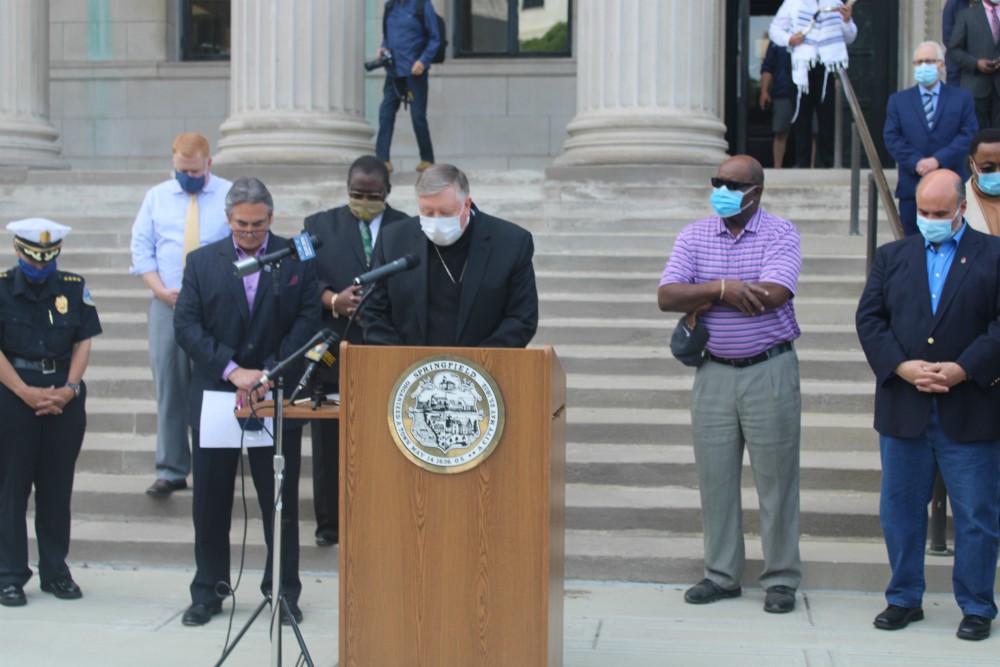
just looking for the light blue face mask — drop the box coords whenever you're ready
[914,63,940,87]
[916,210,959,244]
[974,164,1000,196]
[711,185,756,218]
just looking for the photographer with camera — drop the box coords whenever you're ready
[373,0,442,174]
[950,0,1000,130]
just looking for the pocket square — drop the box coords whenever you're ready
[287,274,299,286]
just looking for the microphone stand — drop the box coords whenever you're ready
[215,257,314,667]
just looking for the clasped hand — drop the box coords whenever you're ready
[895,360,966,393]
[229,367,271,408]
[20,385,73,416]
[720,280,770,317]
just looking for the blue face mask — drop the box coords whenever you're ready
[913,63,940,87]
[175,170,207,194]
[18,257,57,282]
[974,164,1000,196]
[711,185,756,218]
[916,211,959,244]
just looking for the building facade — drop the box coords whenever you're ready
[0,0,953,171]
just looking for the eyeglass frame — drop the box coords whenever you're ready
[711,177,757,191]
[348,189,387,202]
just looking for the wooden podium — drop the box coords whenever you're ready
[339,343,566,667]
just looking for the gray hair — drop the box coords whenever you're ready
[415,164,470,202]
[225,177,274,216]
[914,40,945,63]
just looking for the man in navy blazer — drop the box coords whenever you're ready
[885,41,979,236]
[856,169,1000,640]
[362,164,538,348]
[174,177,322,627]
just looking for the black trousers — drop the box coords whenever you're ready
[974,92,1000,133]
[311,382,339,537]
[794,65,838,168]
[0,370,86,588]
[189,427,302,607]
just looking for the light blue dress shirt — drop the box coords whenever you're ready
[925,219,967,315]
[130,174,233,290]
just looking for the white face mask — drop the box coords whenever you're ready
[420,214,464,246]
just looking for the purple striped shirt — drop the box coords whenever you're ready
[660,208,802,358]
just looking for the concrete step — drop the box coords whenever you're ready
[566,407,876,450]
[567,376,873,413]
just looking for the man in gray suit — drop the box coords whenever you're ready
[950,0,1000,130]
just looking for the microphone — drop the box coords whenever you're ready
[233,233,323,278]
[288,330,340,403]
[352,253,420,286]
[251,328,333,392]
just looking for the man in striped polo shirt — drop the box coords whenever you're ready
[658,155,803,614]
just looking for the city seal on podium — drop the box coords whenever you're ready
[388,355,505,474]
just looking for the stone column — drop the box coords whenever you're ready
[214,0,373,165]
[556,0,729,166]
[0,0,67,169]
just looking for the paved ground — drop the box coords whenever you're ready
[3,565,997,666]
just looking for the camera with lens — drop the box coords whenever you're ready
[364,49,394,72]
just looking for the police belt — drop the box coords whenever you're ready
[8,356,70,374]
[705,341,793,369]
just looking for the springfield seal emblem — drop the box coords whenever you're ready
[389,355,505,474]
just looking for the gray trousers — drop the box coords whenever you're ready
[148,298,191,482]
[690,349,802,590]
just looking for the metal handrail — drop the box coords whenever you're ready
[838,69,904,243]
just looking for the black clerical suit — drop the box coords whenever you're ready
[174,234,321,608]
[302,203,408,540]
[362,206,538,348]
[0,268,101,591]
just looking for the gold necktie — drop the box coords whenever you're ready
[183,194,199,265]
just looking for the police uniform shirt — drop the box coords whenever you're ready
[0,266,102,363]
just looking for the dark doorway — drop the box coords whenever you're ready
[724,0,899,168]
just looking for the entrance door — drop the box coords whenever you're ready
[724,0,898,168]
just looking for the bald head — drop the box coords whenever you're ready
[916,169,966,232]
[718,155,765,188]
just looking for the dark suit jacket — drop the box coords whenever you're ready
[856,226,1000,441]
[950,3,1000,98]
[174,234,322,428]
[303,203,409,385]
[884,83,978,200]
[362,206,538,348]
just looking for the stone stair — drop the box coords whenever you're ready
[0,165,962,593]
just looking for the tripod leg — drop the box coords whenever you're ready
[280,595,315,667]
[213,595,271,667]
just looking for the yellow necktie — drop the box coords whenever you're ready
[183,194,199,265]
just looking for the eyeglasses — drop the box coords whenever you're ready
[711,178,756,190]
[348,190,386,202]
[913,59,941,66]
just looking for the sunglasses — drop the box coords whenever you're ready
[348,190,386,202]
[711,178,757,190]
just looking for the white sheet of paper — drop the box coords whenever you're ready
[199,390,273,448]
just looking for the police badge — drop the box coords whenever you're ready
[54,295,69,315]
[388,355,505,474]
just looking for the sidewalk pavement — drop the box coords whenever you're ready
[3,565,996,667]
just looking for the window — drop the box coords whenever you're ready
[181,0,231,61]
[457,0,571,57]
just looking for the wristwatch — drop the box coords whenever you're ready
[65,382,81,397]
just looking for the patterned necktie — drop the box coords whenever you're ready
[360,221,373,266]
[183,194,199,266]
[923,92,934,126]
[993,6,1000,44]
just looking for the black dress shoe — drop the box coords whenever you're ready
[764,585,796,613]
[280,601,304,625]
[957,614,992,641]
[40,577,83,600]
[315,529,339,547]
[146,478,188,497]
[0,584,26,607]
[684,578,742,605]
[182,602,222,626]
[873,604,924,630]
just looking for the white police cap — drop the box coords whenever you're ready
[7,218,71,262]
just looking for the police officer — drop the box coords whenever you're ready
[0,218,101,608]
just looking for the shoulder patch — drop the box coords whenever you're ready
[83,283,96,306]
